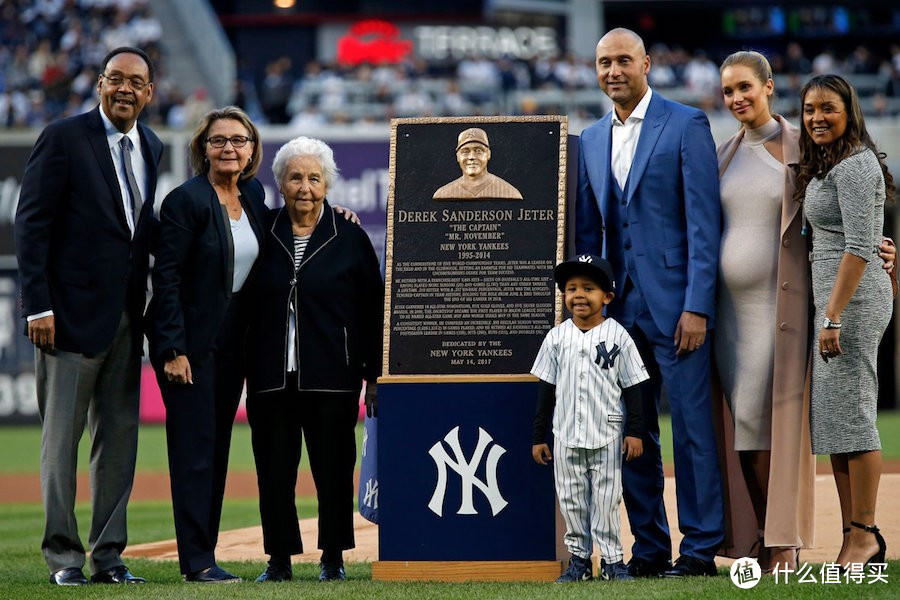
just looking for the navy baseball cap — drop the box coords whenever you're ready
[553,254,615,292]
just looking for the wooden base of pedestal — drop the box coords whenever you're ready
[371,560,564,582]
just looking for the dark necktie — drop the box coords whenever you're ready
[119,136,143,227]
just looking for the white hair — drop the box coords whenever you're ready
[271,136,339,188]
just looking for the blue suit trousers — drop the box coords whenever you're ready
[619,280,725,562]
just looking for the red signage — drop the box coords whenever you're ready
[337,19,413,65]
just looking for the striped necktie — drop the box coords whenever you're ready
[119,136,143,226]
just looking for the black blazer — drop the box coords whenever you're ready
[14,107,163,355]
[146,174,266,367]
[246,200,383,394]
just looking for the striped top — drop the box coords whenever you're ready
[293,233,310,268]
[286,233,311,372]
[531,317,648,449]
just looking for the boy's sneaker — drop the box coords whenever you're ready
[556,554,593,583]
[601,559,634,581]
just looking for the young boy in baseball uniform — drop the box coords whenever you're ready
[531,254,648,582]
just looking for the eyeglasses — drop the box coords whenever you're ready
[101,74,149,91]
[206,135,253,148]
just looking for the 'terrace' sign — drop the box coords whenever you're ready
[414,25,559,61]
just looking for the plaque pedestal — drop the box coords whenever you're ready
[373,380,563,582]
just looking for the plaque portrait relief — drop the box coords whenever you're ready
[432,128,523,201]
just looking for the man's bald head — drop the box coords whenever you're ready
[597,28,646,57]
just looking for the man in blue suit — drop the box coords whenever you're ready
[575,28,724,577]
[15,47,162,586]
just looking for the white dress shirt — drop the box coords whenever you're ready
[99,106,148,237]
[611,87,653,190]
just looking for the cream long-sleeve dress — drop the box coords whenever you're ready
[715,118,783,450]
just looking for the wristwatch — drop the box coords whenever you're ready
[822,317,842,329]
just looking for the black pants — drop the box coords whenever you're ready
[157,294,247,575]
[247,377,358,558]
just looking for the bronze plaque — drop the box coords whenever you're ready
[384,116,567,378]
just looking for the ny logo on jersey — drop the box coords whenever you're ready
[427,426,508,517]
[362,478,378,510]
[595,341,620,369]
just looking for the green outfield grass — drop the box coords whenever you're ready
[0,421,364,474]
[2,410,900,475]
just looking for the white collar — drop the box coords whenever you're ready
[612,87,653,126]
[99,105,141,150]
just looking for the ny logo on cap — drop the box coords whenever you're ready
[578,254,593,263]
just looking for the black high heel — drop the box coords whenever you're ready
[850,521,887,569]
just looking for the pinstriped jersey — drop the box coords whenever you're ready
[531,317,648,449]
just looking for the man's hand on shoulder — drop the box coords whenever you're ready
[28,315,55,351]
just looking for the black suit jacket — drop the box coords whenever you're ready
[246,200,383,394]
[14,106,164,355]
[146,174,267,367]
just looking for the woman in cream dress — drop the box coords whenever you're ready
[713,51,813,571]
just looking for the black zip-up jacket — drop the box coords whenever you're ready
[246,199,383,394]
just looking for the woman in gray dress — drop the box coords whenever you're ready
[795,74,894,570]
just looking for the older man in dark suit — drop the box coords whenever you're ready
[14,47,163,586]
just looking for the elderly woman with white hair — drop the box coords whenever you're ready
[245,136,383,583]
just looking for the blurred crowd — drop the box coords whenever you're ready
[3,0,900,130]
[0,0,210,129]
[247,42,900,127]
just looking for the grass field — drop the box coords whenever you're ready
[1,414,899,597]
[5,409,900,474]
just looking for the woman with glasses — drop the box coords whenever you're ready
[147,107,359,583]
[146,106,266,583]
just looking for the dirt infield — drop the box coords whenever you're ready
[0,470,357,504]
[121,474,900,567]
[2,462,897,504]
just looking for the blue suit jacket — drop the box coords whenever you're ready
[575,92,721,336]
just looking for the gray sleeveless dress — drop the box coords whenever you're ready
[804,147,892,454]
